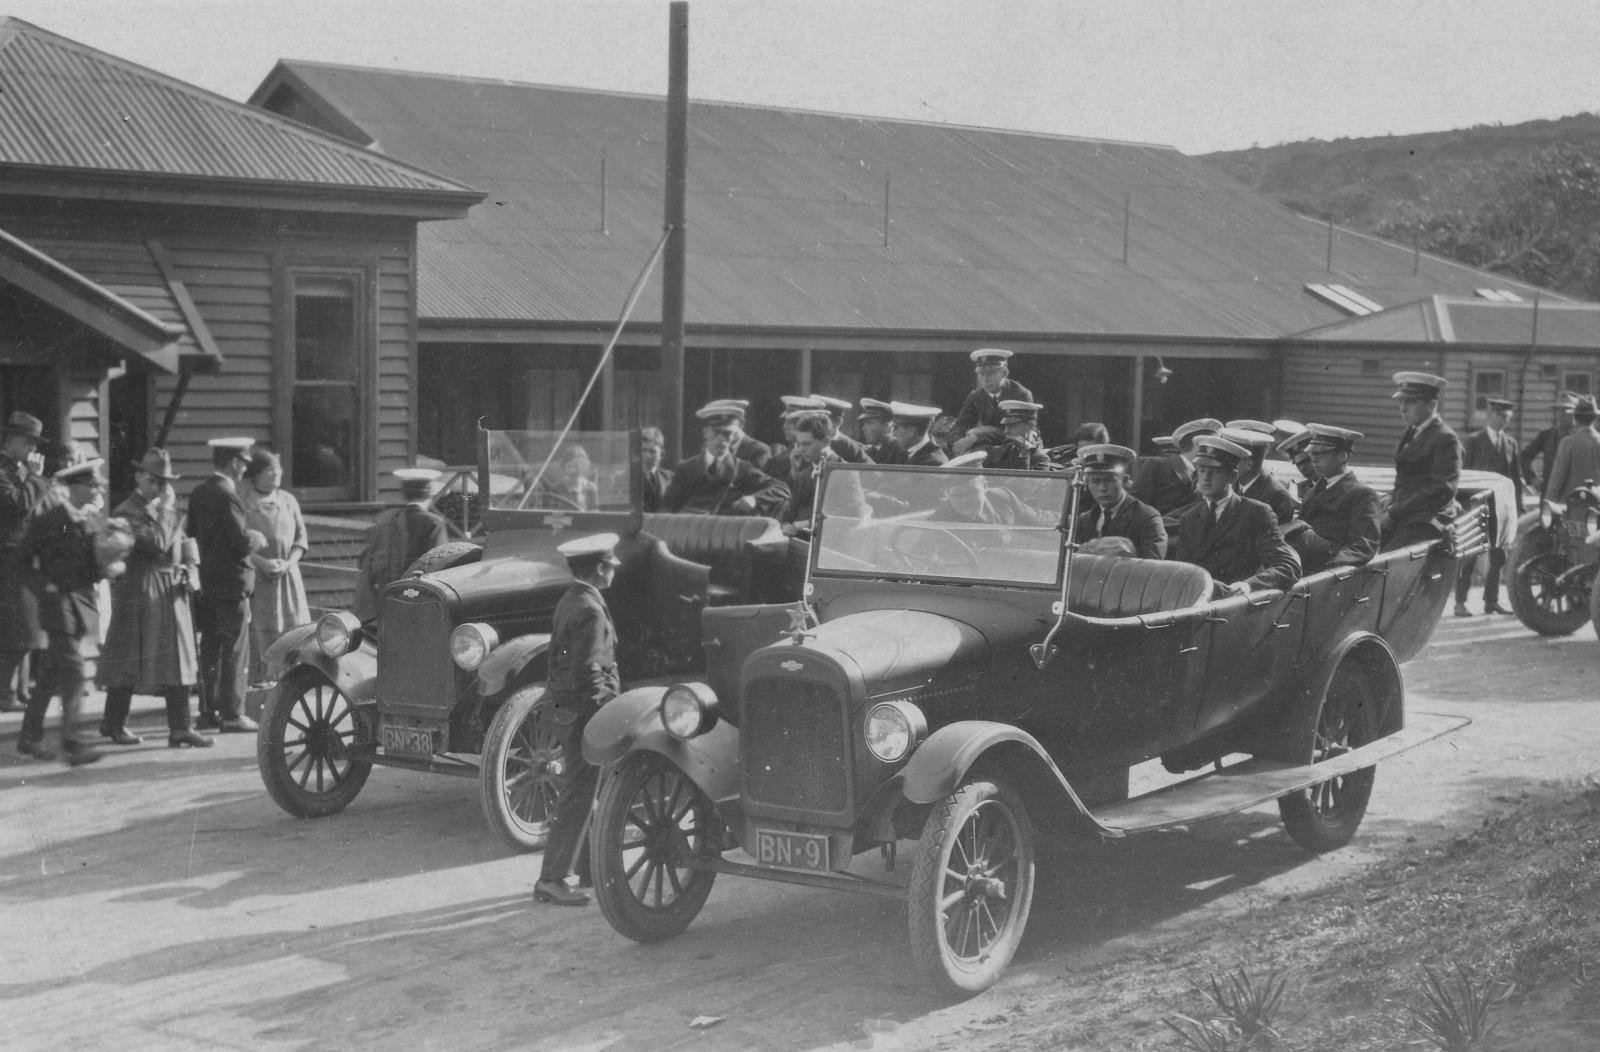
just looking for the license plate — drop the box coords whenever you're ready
[381,723,435,758]
[753,828,830,873]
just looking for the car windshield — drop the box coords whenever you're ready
[482,430,637,513]
[812,464,1072,586]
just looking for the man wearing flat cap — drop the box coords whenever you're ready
[1456,398,1524,615]
[1521,392,1579,499]
[1284,425,1383,574]
[353,467,453,627]
[535,532,623,908]
[889,403,949,466]
[952,349,1033,444]
[1074,445,1166,558]
[662,403,790,517]
[1544,394,1600,512]
[1383,372,1462,550]
[1222,425,1296,525]
[983,401,1052,471]
[0,410,49,713]
[1133,417,1220,520]
[858,398,900,464]
[1168,436,1300,598]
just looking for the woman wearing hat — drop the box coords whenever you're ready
[241,449,310,685]
[0,410,50,712]
[96,449,210,748]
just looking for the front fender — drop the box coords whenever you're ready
[900,720,1117,837]
[477,633,552,695]
[271,624,379,706]
[583,685,741,804]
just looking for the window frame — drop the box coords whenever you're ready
[1470,367,1507,413]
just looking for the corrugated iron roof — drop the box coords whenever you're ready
[261,61,1574,337]
[1293,295,1600,348]
[0,19,475,198]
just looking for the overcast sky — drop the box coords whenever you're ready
[10,0,1599,155]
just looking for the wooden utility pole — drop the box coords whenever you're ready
[660,2,689,461]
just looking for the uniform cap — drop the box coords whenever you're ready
[1191,435,1249,471]
[695,401,746,424]
[808,394,852,414]
[1483,397,1516,412]
[1075,443,1137,473]
[998,399,1043,423]
[1277,430,1314,457]
[2,411,44,440]
[945,450,989,468]
[557,531,622,568]
[1304,424,1363,452]
[969,347,1014,367]
[1272,419,1308,439]
[1219,426,1274,449]
[1172,418,1223,446]
[779,395,825,415]
[1150,434,1178,451]
[393,467,443,483]
[55,456,105,483]
[1391,371,1448,400]
[133,447,180,481]
[858,397,894,420]
[206,436,254,451]
[889,402,941,424]
[1224,419,1275,435]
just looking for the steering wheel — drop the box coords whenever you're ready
[885,524,982,576]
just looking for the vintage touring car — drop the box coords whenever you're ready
[583,461,1480,994]
[256,429,802,850]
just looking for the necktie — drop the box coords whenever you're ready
[1399,425,1417,450]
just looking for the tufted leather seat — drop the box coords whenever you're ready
[641,514,787,602]
[1064,554,1213,618]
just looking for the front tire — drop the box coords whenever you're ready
[908,779,1036,996]
[592,752,719,943]
[258,670,374,818]
[1509,552,1591,636]
[478,688,562,852]
[1277,669,1380,853]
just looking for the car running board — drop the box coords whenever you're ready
[1092,711,1470,836]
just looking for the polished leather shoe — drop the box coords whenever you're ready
[1453,603,1473,617]
[220,715,259,733]
[63,743,103,767]
[0,696,20,713]
[103,727,143,746]
[195,712,223,731]
[17,739,56,762]
[534,880,592,906]
[1485,603,1513,616]
[168,730,215,749]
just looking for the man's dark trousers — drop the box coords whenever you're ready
[540,706,599,885]
[20,633,87,749]
[196,592,250,721]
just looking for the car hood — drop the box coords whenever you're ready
[801,609,989,696]
[411,553,571,619]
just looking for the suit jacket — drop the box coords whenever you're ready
[984,437,1052,471]
[641,467,673,513]
[1544,426,1600,506]
[662,453,790,517]
[1130,453,1196,516]
[782,452,836,527]
[547,580,619,709]
[1294,471,1383,572]
[1521,425,1567,497]
[952,379,1034,438]
[353,503,452,622]
[0,451,49,649]
[1389,416,1461,532]
[22,502,101,640]
[902,439,949,467]
[187,473,256,602]
[1241,470,1297,524]
[1463,428,1525,513]
[1169,493,1300,594]
[865,441,902,465]
[732,433,772,471]
[1075,493,1167,558]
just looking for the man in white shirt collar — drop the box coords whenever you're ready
[889,403,948,466]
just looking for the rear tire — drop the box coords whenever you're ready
[1278,669,1380,853]
[1509,552,1590,636]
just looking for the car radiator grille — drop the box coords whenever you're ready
[376,590,456,711]
[742,678,849,813]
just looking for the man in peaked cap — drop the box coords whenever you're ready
[1168,435,1300,598]
[1383,372,1462,550]
[889,403,949,466]
[858,398,899,464]
[663,407,790,516]
[353,467,452,627]
[535,532,623,908]
[805,393,873,465]
[1522,391,1579,499]
[1073,444,1166,558]
[983,400,1053,471]
[1277,429,1318,501]
[1284,425,1383,574]
[697,400,771,470]
[188,436,268,733]
[1132,417,1220,519]
[0,410,49,713]
[1221,426,1296,524]
[1456,397,1524,615]
[952,348,1034,444]
[1544,394,1600,513]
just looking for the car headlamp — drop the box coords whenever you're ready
[660,683,719,741]
[450,622,500,670]
[864,701,928,763]
[315,611,363,657]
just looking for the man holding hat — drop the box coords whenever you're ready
[640,427,673,513]
[1223,422,1296,524]
[1522,392,1579,499]
[858,398,898,464]
[889,403,949,466]
[1133,417,1220,519]
[188,436,268,732]
[353,467,452,626]
[1073,444,1166,558]
[1456,398,1524,615]
[807,394,873,464]
[0,410,49,712]
[1284,425,1383,573]
[983,401,1052,471]
[952,349,1033,443]
[535,531,623,907]
[1383,372,1462,550]
[1168,435,1300,598]
[662,403,790,516]
[1544,394,1600,511]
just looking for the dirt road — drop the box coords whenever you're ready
[2,613,1596,1051]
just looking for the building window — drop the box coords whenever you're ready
[1564,371,1593,398]
[1472,368,1506,411]
[286,271,366,500]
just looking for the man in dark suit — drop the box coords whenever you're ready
[699,400,771,470]
[1521,391,1578,498]
[1285,425,1383,573]
[534,532,623,907]
[1226,421,1297,524]
[1382,372,1462,551]
[1543,395,1600,511]
[187,436,266,732]
[17,456,111,765]
[1276,427,1317,505]
[781,412,843,534]
[353,467,452,625]
[858,398,899,464]
[951,348,1034,444]
[640,427,672,513]
[662,404,790,517]
[1456,397,1525,615]
[982,401,1053,471]
[0,410,49,713]
[809,394,875,464]
[1169,436,1300,598]
[1133,418,1220,520]
[889,403,950,466]
[1073,444,1166,558]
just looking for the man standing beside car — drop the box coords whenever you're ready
[1543,395,1600,513]
[1455,397,1524,616]
[1382,372,1461,551]
[188,437,266,733]
[535,532,622,907]
[353,467,452,627]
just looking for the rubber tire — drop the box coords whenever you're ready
[258,669,375,819]
[405,541,482,577]
[478,688,561,853]
[1509,552,1591,637]
[592,752,718,944]
[1277,668,1380,854]
[908,779,1036,997]
[1588,570,1600,642]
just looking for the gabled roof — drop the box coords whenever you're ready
[0,20,480,217]
[1291,295,1600,348]
[253,60,1568,338]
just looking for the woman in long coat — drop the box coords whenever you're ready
[240,449,309,685]
[96,448,209,748]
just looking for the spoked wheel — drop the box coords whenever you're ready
[1278,669,1380,853]
[257,670,375,818]
[593,752,719,943]
[1509,553,1591,636]
[479,688,562,852]
[908,779,1036,996]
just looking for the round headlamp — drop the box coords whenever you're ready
[315,611,363,657]
[864,701,928,763]
[450,622,500,670]
[660,683,719,741]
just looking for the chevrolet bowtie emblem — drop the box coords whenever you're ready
[544,513,573,531]
[780,660,804,672]
[402,587,420,599]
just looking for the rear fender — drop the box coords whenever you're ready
[582,685,741,804]
[273,624,378,705]
[1253,631,1402,762]
[477,633,552,696]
